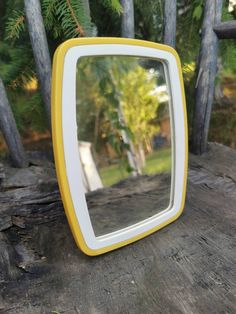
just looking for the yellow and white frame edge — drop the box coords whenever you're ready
[51,37,188,256]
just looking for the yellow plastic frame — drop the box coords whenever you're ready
[51,37,188,256]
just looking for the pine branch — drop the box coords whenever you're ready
[66,0,85,36]
[5,10,25,41]
[42,0,57,28]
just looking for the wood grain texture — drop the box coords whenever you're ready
[0,143,236,314]
[192,0,223,155]
[24,0,52,126]
[0,78,28,168]
[121,0,135,38]
[0,163,5,179]
[163,0,177,48]
[214,20,236,39]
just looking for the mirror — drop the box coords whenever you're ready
[51,38,187,255]
[76,56,172,237]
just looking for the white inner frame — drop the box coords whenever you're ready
[62,44,186,250]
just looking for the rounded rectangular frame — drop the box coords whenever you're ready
[51,38,188,256]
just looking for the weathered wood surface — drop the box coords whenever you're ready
[192,0,223,155]
[121,0,135,38]
[0,163,5,179]
[24,0,52,125]
[0,78,28,168]
[214,21,236,39]
[0,142,236,314]
[163,0,177,48]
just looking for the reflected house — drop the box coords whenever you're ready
[158,112,171,143]
[78,141,103,192]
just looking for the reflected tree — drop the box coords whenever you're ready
[76,56,162,174]
[120,66,160,168]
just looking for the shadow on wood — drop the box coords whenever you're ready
[0,143,235,313]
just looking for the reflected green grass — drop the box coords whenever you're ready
[100,147,171,187]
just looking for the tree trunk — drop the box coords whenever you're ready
[24,0,52,127]
[163,0,177,48]
[120,0,141,175]
[82,0,95,36]
[82,0,91,19]
[214,21,236,39]
[0,78,28,168]
[191,0,223,155]
[121,0,135,38]
[117,106,142,175]
[137,142,146,168]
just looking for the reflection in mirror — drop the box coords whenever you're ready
[76,56,172,237]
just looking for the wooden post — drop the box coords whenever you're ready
[214,21,236,39]
[78,141,103,192]
[121,0,135,38]
[82,0,91,19]
[120,0,142,175]
[82,0,94,37]
[0,78,28,168]
[163,0,177,48]
[117,107,142,175]
[24,0,52,126]
[192,0,223,155]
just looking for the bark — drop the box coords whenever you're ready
[120,0,140,175]
[82,0,91,18]
[137,142,146,168]
[109,69,141,176]
[163,0,177,48]
[0,143,236,313]
[118,107,142,176]
[0,78,28,168]
[191,0,223,154]
[214,21,236,39]
[82,0,95,36]
[121,0,135,38]
[24,0,52,127]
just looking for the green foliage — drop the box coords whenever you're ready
[176,1,203,65]
[175,1,204,130]
[76,55,166,176]
[209,108,236,148]
[192,1,204,21]
[222,0,235,22]
[76,55,134,164]
[90,0,121,37]
[41,0,94,38]
[220,39,236,75]
[0,1,43,136]
[101,0,122,14]
[134,0,163,41]
[219,1,236,76]
[9,91,47,133]
[100,148,171,187]
[0,42,35,88]
[2,1,35,89]
[41,0,62,38]
[5,10,25,41]
[1,0,236,148]
[1,0,100,134]
[121,65,160,146]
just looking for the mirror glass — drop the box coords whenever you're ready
[76,56,172,237]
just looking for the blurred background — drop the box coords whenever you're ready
[0,0,235,162]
